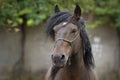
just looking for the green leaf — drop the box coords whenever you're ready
[16,8,33,16]
[27,19,34,26]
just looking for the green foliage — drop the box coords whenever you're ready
[93,0,120,28]
[75,0,120,28]
[87,20,103,29]
[0,0,120,28]
[0,0,52,27]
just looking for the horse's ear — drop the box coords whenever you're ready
[55,5,60,13]
[73,5,81,21]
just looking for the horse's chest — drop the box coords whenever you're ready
[63,74,80,80]
[55,69,87,80]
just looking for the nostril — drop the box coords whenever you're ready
[60,54,65,60]
[51,54,54,60]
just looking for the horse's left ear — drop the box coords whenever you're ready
[73,5,81,21]
[55,5,60,13]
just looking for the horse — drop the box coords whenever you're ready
[46,5,98,80]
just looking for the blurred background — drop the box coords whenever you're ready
[0,0,120,80]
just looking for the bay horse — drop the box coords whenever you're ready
[46,5,98,80]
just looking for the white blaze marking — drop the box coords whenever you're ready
[62,22,67,26]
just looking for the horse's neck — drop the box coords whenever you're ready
[61,52,90,80]
[66,51,85,71]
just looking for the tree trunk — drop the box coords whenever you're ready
[116,28,120,77]
[11,0,27,79]
[11,15,26,80]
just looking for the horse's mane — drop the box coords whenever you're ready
[46,12,71,39]
[46,11,95,69]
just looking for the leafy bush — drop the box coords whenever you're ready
[0,0,120,28]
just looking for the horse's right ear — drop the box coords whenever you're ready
[54,5,60,13]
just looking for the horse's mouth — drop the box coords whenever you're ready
[52,61,66,68]
[52,63,64,68]
[52,56,71,68]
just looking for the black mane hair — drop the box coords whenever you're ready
[46,11,94,69]
[46,12,71,39]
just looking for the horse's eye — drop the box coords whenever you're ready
[71,29,77,33]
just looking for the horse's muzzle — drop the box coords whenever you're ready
[51,54,66,67]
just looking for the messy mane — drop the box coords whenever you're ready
[46,11,94,69]
[46,12,71,39]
